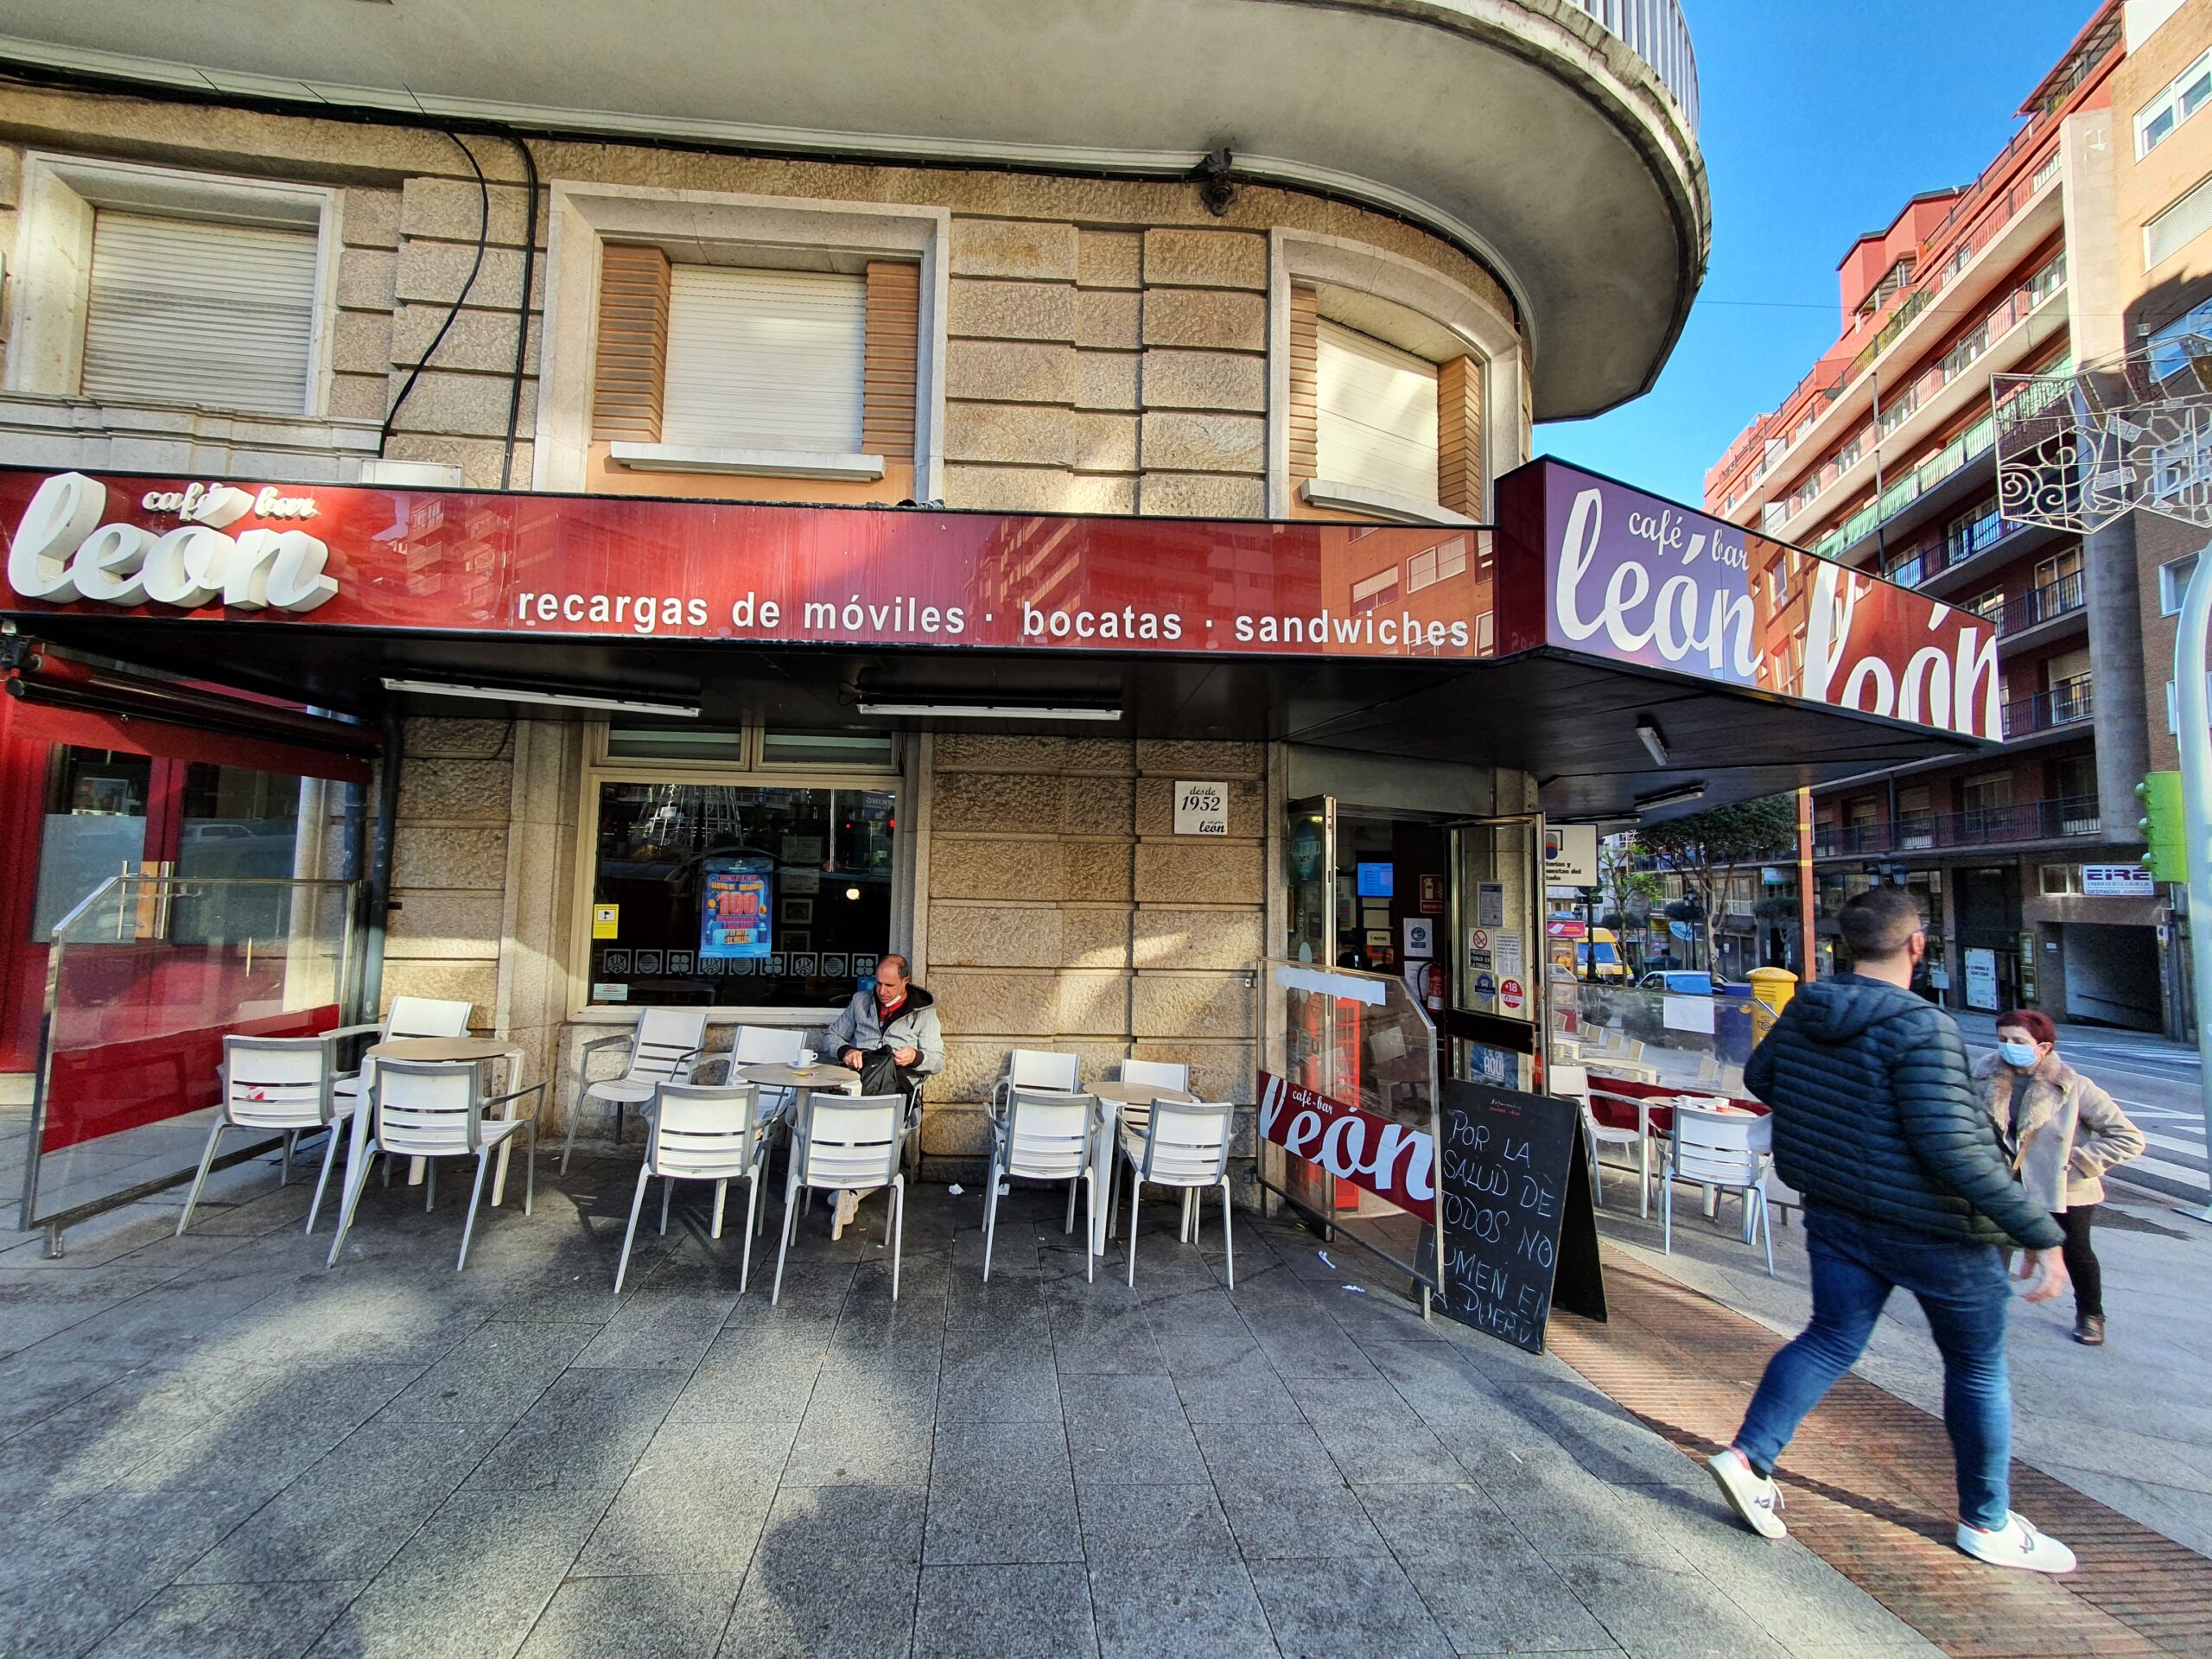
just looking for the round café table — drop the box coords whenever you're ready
[742,1062,865,1236]
[1086,1080,1199,1255]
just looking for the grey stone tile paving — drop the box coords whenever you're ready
[0,1153,1948,1658]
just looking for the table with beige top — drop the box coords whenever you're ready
[357,1035,530,1206]
[1086,1080,1199,1255]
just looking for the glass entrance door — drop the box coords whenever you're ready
[1449,816,1544,1090]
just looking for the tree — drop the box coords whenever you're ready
[1636,796,1796,972]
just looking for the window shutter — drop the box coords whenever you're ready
[862,260,919,461]
[81,211,318,415]
[662,266,867,453]
[1315,320,1440,503]
[592,243,671,443]
[1436,356,1483,517]
[1287,285,1319,482]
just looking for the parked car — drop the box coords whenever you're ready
[1638,969,1725,995]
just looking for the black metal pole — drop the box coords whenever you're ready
[358,706,404,1020]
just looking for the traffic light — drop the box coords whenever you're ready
[2138,771,2187,882]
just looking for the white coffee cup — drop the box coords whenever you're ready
[798,1047,817,1069]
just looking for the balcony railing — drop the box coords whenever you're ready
[1814,793,2104,857]
[1999,570,2085,636]
[2003,677,2094,737]
[1566,0,1699,132]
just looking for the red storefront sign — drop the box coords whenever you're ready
[1258,1070,1434,1223]
[1494,461,2003,741]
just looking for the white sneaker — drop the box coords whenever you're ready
[834,1190,861,1228]
[1707,1449,1787,1540]
[1955,1512,2076,1573]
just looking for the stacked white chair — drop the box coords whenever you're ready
[561,1007,709,1170]
[773,1092,908,1303]
[988,1048,1081,1122]
[1114,1099,1236,1288]
[329,995,473,1104]
[1662,1103,1776,1275]
[179,1033,353,1238]
[1109,1058,1195,1236]
[614,1080,775,1294]
[326,1058,543,1270]
[983,1087,1100,1283]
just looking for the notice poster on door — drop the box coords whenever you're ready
[701,857,773,959]
[1964,948,1999,1011]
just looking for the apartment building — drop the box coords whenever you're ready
[1704,3,2171,1029]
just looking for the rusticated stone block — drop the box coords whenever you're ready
[946,402,1077,467]
[1133,907,1265,970]
[1065,840,1135,903]
[1130,1040,1257,1107]
[1058,970,1134,1036]
[391,823,509,891]
[933,734,1071,771]
[942,465,1135,515]
[1063,906,1134,969]
[334,247,397,311]
[331,309,395,376]
[1133,972,1253,1039]
[947,278,1077,342]
[327,374,389,423]
[1139,473,1266,518]
[944,340,1080,404]
[1140,410,1265,474]
[929,837,1065,903]
[933,771,1064,835]
[1077,229,1143,289]
[384,890,505,958]
[931,970,1060,1037]
[398,757,513,823]
[927,904,1065,969]
[391,306,535,375]
[1076,351,1141,411]
[938,1038,1134,1105]
[1142,348,1267,413]
[1136,739,1266,778]
[1075,289,1141,350]
[1135,776,1262,839]
[401,175,540,247]
[1135,841,1263,906]
[378,959,496,1022]
[1062,773,1135,836]
[1141,288,1266,351]
[1070,410,1140,474]
[1143,229,1268,290]
[921,1102,995,1158]
[950,218,1079,281]
[1060,737,1140,774]
[396,242,539,312]
[340,188,402,250]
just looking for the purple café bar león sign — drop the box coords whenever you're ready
[1496,461,2000,741]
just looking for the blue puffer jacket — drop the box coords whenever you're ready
[1745,975,2063,1250]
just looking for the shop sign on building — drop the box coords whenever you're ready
[1173,781,1229,836]
[1543,823,1598,885]
[1257,1071,1434,1223]
[2083,864,2155,897]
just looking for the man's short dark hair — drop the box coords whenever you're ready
[1838,887,1923,960]
[877,953,910,979]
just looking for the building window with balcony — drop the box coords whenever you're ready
[1943,498,2005,566]
[2136,48,2212,157]
[2161,550,2200,615]
[2044,647,2094,725]
[1938,330,1988,381]
[1960,773,2012,833]
[6,155,337,418]
[1897,785,1935,850]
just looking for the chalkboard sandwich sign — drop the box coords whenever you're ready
[1435,1079,1605,1353]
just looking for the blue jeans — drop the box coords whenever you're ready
[1734,1205,2013,1529]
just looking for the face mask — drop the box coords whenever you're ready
[1999,1040,2038,1068]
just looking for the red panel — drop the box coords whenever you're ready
[1257,1070,1435,1223]
[41,1002,339,1152]
[1,699,371,785]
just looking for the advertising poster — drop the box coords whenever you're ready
[701,856,773,959]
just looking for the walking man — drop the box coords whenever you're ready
[1707,887,2077,1573]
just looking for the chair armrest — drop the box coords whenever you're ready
[325,1022,384,1042]
[579,1033,632,1055]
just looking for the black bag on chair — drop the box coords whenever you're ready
[855,1047,906,1098]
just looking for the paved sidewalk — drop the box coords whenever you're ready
[0,1140,1936,1659]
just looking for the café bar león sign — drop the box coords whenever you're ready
[4,461,2000,739]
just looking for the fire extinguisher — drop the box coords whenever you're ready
[1422,961,1446,1012]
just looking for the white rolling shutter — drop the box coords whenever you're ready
[82,212,319,414]
[662,266,867,452]
[1316,320,1440,504]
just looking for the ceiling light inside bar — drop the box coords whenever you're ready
[855,700,1122,721]
[380,677,700,718]
[1634,782,1707,813]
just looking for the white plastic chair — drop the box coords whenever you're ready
[328,996,474,1103]
[615,1080,774,1294]
[1110,1058,1196,1234]
[989,1048,1081,1121]
[561,1007,709,1170]
[179,1034,353,1237]
[1662,1104,1774,1275]
[773,1092,907,1303]
[1582,1081,1656,1218]
[984,1088,1100,1283]
[1114,1099,1235,1288]
[327,1058,543,1271]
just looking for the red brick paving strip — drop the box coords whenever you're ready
[1543,1248,2212,1658]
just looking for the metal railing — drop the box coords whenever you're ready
[1999,570,2086,635]
[2003,677,2095,737]
[1566,0,1700,131]
[1815,793,2104,857]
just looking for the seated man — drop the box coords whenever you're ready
[824,951,944,1103]
[821,955,944,1226]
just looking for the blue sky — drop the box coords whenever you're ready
[1537,0,2100,509]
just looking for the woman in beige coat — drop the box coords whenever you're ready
[1974,1009,2146,1347]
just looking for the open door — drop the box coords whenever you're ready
[1447,815,1545,1090]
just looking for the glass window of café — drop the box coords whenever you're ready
[581,724,903,1011]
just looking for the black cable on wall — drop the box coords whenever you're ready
[501,131,540,490]
[378,130,490,454]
